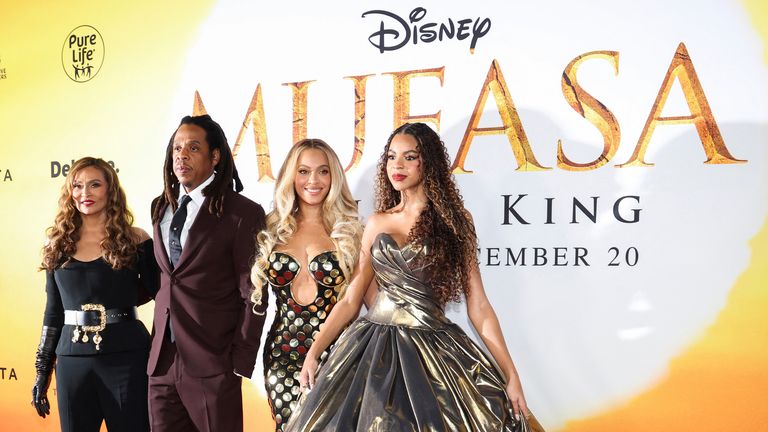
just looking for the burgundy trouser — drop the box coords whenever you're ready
[148,340,243,432]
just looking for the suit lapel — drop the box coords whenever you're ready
[174,196,218,272]
[153,207,173,274]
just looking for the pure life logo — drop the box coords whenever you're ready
[362,7,491,54]
[61,25,105,83]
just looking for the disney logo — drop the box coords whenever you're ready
[362,7,491,54]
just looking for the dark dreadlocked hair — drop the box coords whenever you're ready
[374,122,479,304]
[151,114,244,223]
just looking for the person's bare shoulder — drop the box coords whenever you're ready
[364,211,384,228]
[360,212,391,245]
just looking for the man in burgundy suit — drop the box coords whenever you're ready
[148,115,268,431]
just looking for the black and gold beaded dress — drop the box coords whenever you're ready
[264,250,346,431]
[285,233,544,432]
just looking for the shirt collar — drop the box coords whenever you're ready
[179,172,215,207]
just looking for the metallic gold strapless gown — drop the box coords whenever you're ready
[285,233,544,432]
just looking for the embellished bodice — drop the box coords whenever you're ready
[263,250,346,430]
[267,250,346,289]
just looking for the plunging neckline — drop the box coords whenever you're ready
[270,249,337,306]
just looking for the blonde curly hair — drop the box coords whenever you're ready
[250,139,362,309]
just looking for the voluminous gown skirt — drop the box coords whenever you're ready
[285,233,544,432]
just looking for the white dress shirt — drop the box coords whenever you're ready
[160,173,215,260]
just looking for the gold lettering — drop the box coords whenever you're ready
[619,42,745,167]
[192,90,207,115]
[558,51,621,171]
[452,59,549,173]
[234,85,274,182]
[283,80,315,145]
[192,87,275,182]
[343,74,373,171]
[385,67,444,130]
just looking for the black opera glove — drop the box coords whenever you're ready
[31,326,60,418]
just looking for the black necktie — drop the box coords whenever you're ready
[169,195,191,269]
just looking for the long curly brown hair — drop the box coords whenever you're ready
[41,157,137,271]
[375,123,478,304]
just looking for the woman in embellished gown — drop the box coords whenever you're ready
[250,139,362,431]
[287,123,544,431]
[31,157,158,432]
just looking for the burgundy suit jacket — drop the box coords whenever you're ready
[147,189,268,378]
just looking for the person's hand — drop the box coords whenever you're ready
[505,374,529,420]
[31,373,52,418]
[32,326,59,419]
[298,352,319,394]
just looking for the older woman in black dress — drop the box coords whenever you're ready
[31,157,158,432]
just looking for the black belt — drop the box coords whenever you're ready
[64,306,138,327]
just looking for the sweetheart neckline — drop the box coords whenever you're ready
[378,232,414,251]
[271,249,335,266]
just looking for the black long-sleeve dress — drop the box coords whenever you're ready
[42,239,159,432]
